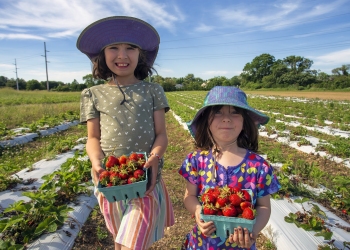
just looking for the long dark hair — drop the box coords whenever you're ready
[194,105,259,152]
[92,45,156,80]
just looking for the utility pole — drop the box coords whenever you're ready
[42,42,49,91]
[14,59,19,91]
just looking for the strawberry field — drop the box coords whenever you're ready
[0,88,350,249]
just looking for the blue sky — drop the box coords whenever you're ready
[0,0,349,84]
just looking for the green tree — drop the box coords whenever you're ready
[230,76,241,87]
[283,56,313,74]
[206,76,230,89]
[241,53,276,84]
[26,79,43,90]
[0,76,8,87]
[332,64,349,76]
[6,78,26,90]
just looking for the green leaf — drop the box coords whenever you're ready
[47,222,58,233]
[294,197,309,203]
[315,231,333,240]
[300,224,312,231]
[284,216,295,223]
[34,216,56,236]
[1,216,23,233]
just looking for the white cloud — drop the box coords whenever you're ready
[313,48,350,65]
[0,33,45,40]
[0,0,183,40]
[195,24,214,32]
[213,0,347,31]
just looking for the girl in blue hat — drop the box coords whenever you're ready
[77,16,174,250]
[179,86,281,249]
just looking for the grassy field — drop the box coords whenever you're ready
[245,90,350,101]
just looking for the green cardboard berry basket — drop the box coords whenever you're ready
[200,189,256,239]
[97,152,148,202]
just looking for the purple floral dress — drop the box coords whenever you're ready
[178,149,281,250]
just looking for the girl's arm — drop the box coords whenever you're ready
[252,194,271,237]
[230,194,271,248]
[86,118,105,185]
[184,181,216,237]
[144,109,168,195]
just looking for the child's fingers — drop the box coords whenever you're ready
[144,164,158,195]
[198,220,215,236]
[229,227,252,248]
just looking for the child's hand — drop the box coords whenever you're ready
[194,207,216,237]
[228,227,257,248]
[91,163,105,186]
[144,156,159,195]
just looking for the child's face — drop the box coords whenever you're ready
[209,105,243,145]
[104,43,139,78]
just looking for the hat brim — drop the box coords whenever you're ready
[77,16,160,66]
[187,102,269,138]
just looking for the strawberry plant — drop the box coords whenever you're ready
[284,197,332,240]
[0,150,92,248]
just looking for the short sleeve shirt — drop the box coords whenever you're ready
[178,149,281,249]
[80,81,169,155]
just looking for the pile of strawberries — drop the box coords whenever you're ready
[201,185,256,220]
[99,152,146,187]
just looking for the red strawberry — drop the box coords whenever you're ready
[137,159,146,169]
[118,155,128,164]
[129,152,139,161]
[99,170,110,186]
[133,169,145,180]
[230,186,242,194]
[137,153,145,159]
[229,193,242,206]
[242,207,255,220]
[222,204,237,217]
[208,186,220,199]
[242,190,251,201]
[105,155,119,168]
[203,204,218,215]
[109,172,120,185]
[107,182,113,187]
[342,209,347,214]
[240,201,252,210]
[235,206,243,215]
[118,169,129,180]
[127,176,137,184]
[217,209,223,216]
[215,194,229,208]
[201,192,217,205]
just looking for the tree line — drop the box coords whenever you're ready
[1,53,349,91]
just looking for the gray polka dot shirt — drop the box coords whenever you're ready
[80,81,169,156]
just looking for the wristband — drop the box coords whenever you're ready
[149,153,161,163]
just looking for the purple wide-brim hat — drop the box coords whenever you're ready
[76,16,160,66]
[187,86,270,138]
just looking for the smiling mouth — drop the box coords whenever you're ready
[116,63,128,67]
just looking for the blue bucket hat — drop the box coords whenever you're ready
[76,16,160,66]
[187,86,269,137]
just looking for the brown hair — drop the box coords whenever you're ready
[92,45,156,80]
[194,105,259,152]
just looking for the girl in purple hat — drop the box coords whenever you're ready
[77,16,174,250]
[179,86,280,249]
